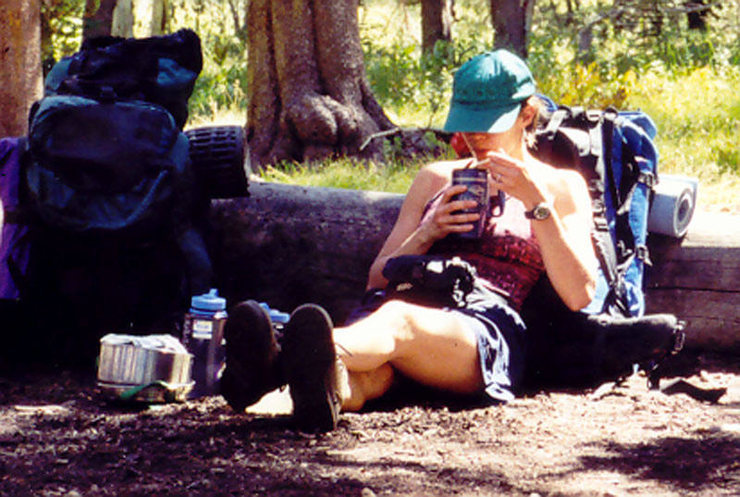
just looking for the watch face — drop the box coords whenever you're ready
[531,204,551,220]
[535,205,549,219]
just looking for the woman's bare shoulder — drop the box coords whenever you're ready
[412,159,468,192]
[540,163,592,218]
[538,162,588,197]
[420,158,468,177]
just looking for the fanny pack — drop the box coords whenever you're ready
[382,255,477,309]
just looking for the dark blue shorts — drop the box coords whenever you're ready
[450,287,527,402]
[345,285,527,402]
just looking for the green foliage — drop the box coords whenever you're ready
[633,65,740,177]
[40,0,84,63]
[189,44,248,117]
[360,0,490,128]
[361,37,460,129]
[167,1,250,118]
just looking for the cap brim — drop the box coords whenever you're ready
[443,101,521,133]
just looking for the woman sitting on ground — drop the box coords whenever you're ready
[220,49,599,432]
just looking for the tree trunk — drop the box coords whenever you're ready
[112,0,134,37]
[490,0,536,59]
[421,0,453,55]
[83,0,118,40]
[84,0,134,41]
[686,1,709,31]
[246,0,396,170]
[0,0,43,138]
[136,0,169,37]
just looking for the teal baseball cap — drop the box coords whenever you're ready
[443,49,536,133]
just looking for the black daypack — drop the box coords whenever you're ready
[18,30,211,363]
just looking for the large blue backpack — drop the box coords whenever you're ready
[518,101,685,389]
[17,30,211,362]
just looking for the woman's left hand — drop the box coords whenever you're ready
[478,149,548,210]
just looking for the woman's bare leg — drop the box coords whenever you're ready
[342,364,394,411]
[334,300,483,410]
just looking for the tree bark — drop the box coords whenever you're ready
[111,0,134,37]
[83,0,118,40]
[490,0,536,59]
[0,0,43,138]
[421,0,453,55]
[246,0,396,170]
[83,0,134,42]
[136,0,169,37]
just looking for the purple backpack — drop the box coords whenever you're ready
[0,137,31,300]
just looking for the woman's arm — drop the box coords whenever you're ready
[529,170,598,310]
[365,161,480,290]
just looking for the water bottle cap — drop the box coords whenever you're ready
[191,289,226,312]
[259,302,289,324]
[269,310,290,324]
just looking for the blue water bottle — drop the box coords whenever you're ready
[259,302,290,337]
[183,289,227,398]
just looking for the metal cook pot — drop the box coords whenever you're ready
[97,334,193,402]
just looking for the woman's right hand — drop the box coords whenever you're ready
[416,184,481,243]
[366,161,474,289]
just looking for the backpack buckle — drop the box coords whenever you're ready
[544,109,568,140]
[638,171,656,188]
[593,216,608,231]
[636,244,652,266]
[99,86,117,102]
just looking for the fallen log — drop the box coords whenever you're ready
[208,181,740,352]
[646,210,740,351]
[207,181,401,323]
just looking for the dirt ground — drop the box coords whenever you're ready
[0,350,738,497]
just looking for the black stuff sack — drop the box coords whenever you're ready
[44,28,202,129]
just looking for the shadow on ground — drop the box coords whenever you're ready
[577,432,740,493]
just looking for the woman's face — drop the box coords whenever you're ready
[461,128,520,158]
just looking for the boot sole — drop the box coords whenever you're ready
[221,300,278,411]
[282,304,339,432]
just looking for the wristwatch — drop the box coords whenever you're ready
[524,202,552,221]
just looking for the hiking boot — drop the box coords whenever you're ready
[220,300,284,412]
[281,304,342,433]
[592,313,685,381]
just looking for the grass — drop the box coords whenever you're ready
[631,65,740,210]
[259,160,420,195]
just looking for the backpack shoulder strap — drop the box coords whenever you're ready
[601,107,621,209]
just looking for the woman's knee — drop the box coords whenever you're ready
[372,299,418,343]
[373,300,465,347]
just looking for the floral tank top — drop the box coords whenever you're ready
[421,187,545,310]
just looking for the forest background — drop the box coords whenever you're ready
[38,0,740,210]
